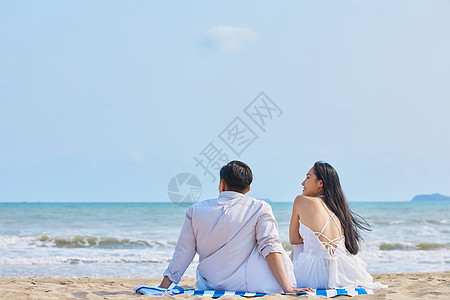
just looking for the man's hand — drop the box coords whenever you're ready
[283,287,314,294]
[159,276,173,289]
[266,252,313,294]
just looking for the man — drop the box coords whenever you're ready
[159,161,311,293]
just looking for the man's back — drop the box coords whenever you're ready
[193,192,275,288]
[164,191,295,292]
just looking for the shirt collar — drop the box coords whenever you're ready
[218,191,245,199]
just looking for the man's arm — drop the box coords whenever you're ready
[265,252,293,291]
[266,253,313,294]
[255,204,285,258]
[266,252,292,292]
[160,207,196,287]
[159,276,173,289]
[256,203,313,293]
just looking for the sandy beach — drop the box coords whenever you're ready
[0,271,448,299]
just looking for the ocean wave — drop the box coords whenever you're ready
[0,255,171,265]
[0,235,173,249]
[379,241,450,251]
[0,219,16,223]
[372,219,450,225]
[425,219,450,224]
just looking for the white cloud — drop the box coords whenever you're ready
[205,26,259,54]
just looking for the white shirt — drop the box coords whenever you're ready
[163,191,295,293]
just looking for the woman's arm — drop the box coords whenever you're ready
[289,196,303,245]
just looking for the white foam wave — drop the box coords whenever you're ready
[0,255,170,265]
[0,235,175,249]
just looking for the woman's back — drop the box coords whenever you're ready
[296,196,344,253]
[291,196,384,289]
[289,162,386,290]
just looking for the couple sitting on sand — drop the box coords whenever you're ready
[159,161,385,293]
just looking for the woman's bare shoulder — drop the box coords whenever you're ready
[294,195,319,206]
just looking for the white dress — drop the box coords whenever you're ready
[291,200,386,290]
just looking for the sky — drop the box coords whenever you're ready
[1,0,449,203]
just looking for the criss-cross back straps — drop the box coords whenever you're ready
[313,198,345,255]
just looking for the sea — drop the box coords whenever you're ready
[0,201,449,278]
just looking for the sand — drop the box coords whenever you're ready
[0,272,448,299]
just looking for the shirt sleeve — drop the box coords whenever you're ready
[163,206,196,283]
[255,203,285,258]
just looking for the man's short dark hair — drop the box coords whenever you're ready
[219,161,253,193]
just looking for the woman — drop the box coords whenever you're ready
[289,161,385,290]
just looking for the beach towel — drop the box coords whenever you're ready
[134,285,373,297]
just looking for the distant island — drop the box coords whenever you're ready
[411,193,450,202]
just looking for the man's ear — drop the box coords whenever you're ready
[244,185,251,194]
[219,179,226,192]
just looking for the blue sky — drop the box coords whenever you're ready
[1,0,449,202]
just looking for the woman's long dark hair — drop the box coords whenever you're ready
[313,161,370,255]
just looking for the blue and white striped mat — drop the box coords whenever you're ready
[134,285,373,297]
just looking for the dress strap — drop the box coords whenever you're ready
[317,197,332,217]
[315,197,345,255]
[318,214,334,235]
[318,199,343,236]
[331,214,343,236]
